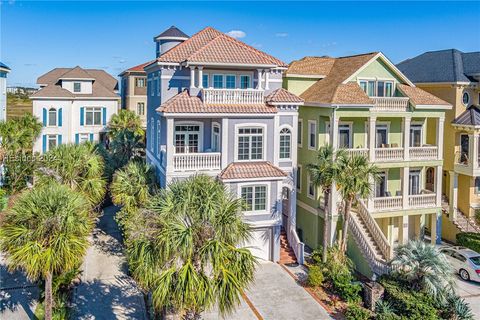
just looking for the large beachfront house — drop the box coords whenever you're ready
[145,26,304,263]
[284,52,451,277]
[31,66,120,153]
[398,49,480,240]
[0,62,10,122]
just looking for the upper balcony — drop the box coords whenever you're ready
[371,97,409,112]
[202,88,264,105]
[344,145,439,162]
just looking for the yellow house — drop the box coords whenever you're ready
[398,49,480,241]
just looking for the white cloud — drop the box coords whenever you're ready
[275,32,288,38]
[226,30,246,39]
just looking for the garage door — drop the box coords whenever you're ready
[243,228,271,261]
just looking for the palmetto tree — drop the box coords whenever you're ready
[127,175,256,319]
[307,145,346,263]
[390,240,455,302]
[336,154,379,251]
[0,183,93,320]
[35,143,106,207]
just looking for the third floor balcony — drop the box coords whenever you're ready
[371,97,410,112]
[202,88,265,105]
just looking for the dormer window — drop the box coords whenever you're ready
[226,75,236,89]
[240,75,251,89]
[213,74,224,89]
[73,82,81,93]
[359,80,394,97]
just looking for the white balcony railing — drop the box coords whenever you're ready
[343,148,369,157]
[375,147,404,162]
[366,191,438,213]
[409,193,436,208]
[372,196,403,211]
[371,97,409,112]
[202,88,264,105]
[172,152,221,171]
[409,146,438,160]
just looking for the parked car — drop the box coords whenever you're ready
[439,246,480,282]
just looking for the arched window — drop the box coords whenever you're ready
[279,127,292,159]
[48,108,57,126]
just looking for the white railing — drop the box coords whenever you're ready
[343,148,369,158]
[371,97,409,112]
[372,196,403,211]
[409,146,438,160]
[286,219,304,265]
[408,193,436,208]
[172,152,221,171]
[202,88,264,105]
[375,147,404,162]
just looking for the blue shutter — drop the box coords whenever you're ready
[75,133,79,144]
[102,107,107,125]
[80,107,84,126]
[58,108,62,127]
[42,108,47,126]
[89,133,94,141]
[42,135,47,153]
[57,134,62,145]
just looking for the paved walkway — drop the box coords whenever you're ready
[71,206,147,319]
[455,276,480,318]
[203,262,332,320]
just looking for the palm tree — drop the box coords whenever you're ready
[127,175,256,319]
[0,183,93,320]
[35,143,106,207]
[336,154,379,251]
[307,145,346,263]
[390,240,455,302]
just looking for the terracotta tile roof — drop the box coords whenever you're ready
[32,66,118,99]
[219,162,287,180]
[286,56,336,76]
[299,53,377,104]
[452,105,480,126]
[265,88,304,104]
[154,27,287,67]
[120,60,155,75]
[397,84,450,106]
[156,90,277,114]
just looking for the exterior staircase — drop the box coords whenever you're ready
[280,229,297,264]
[442,195,480,233]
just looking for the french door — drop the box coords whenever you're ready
[409,170,421,195]
[175,125,200,153]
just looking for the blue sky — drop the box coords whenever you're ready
[1,1,479,86]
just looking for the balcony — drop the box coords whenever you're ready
[367,192,437,213]
[202,88,264,105]
[343,148,368,157]
[375,147,404,162]
[371,97,409,112]
[172,152,221,172]
[409,146,438,161]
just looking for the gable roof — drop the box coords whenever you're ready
[154,26,189,40]
[119,60,155,76]
[396,84,450,106]
[265,88,304,104]
[32,66,118,99]
[286,56,335,76]
[218,162,287,181]
[151,27,287,67]
[452,105,480,127]
[397,49,480,84]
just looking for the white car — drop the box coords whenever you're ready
[439,246,480,282]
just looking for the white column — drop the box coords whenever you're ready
[399,215,409,244]
[330,114,339,151]
[468,133,475,170]
[256,69,263,89]
[368,116,376,161]
[189,66,196,89]
[264,70,270,90]
[436,165,443,207]
[402,167,409,209]
[449,171,458,221]
[436,117,445,160]
[221,118,229,168]
[430,211,438,245]
[166,118,175,174]
[472,134,479,169]
[197,67,204,89]
[403,116,411,161]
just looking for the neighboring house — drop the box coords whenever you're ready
[398,49,480,239]
[0,62,10,122]
[119,61,153,127]
[284,52,451,277]
[145,26,304,263]
[30,66,120,153]
[6,86,38,95]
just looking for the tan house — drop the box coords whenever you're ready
[398,49,480,240]
[119,61,152,127]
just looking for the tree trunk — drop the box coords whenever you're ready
[341,199,352,252]
[322,190,330,263]
[45,272,53,320]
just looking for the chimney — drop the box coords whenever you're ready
[153,26,189,58]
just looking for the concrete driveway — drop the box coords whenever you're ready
[203,262,332,320]
[455,276,480,317]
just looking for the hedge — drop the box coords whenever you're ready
[456,232,480,253]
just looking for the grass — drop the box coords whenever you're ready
[6,94,33,120]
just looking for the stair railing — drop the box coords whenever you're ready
[285,219,305,265]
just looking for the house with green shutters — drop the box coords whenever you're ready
[284,52,452,277]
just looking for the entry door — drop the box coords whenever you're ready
[282,187,290,230]
[410,125,422,147]
[376,173,387,197]
[409,170,421,195]
[376,125,388,147]
[460,134,469,164]
[175,125,200,153]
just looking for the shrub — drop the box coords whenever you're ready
[345,303,371,320]
[456,232,480,253]
[307,265,324,287]
[0,189,7,210]
[440,293,474,320]
[475,209,480,226]
[375,300,401,320]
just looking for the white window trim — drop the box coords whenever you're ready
[279,124,293,160]
[157,120,161,157]
[307,174,316,199]
[225,74,236,89]
[325,121,330,145]
[308,120,317,151]
[212,74,225,89]
[375,122,390,147]
[462,91,470,106]
[84,107,103,127]
[73,82,81,93]
[296,165,302,193]
[409,168,422,195]
[240,74,252,89]
[234,123,267,162]
[298,119,303,148]
[338,121,353,149]
[410,121,425,147]
[46,134,58,152]
[174,121,204,154]
[150,117,154,151]
[211,122,221,152]
[375,170,389,197]
[357,78,396,97]
[78,133,90,144]
[47,108,58,127]
[202,73,210,88]
[238,182,270,215]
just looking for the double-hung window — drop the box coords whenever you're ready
[212,123,220,152]
[298,119,303,146]
[79,133,90,144]
[226,75,236,89]
[279,127,292,159]
[296,166,302,192]
[410,124,422,147]
[137,102,145,116]
[47,134,58,151]
[240,75,251,89]
[136,78,145,87]
[85,107,102,126]
[213,75,224,89]
[73,82,81,93]
[48,108,57,126]
[237,127,263,160]
[307,174,315,199]
[308,121,317,150]
[241,185,267,212]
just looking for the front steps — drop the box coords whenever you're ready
[453,211,480,233]
[280,229,297,264]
